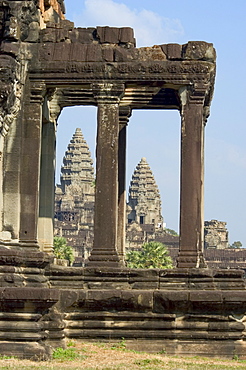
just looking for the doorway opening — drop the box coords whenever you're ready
[54,106,97,264]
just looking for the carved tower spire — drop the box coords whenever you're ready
[127,157,163,228]
[55,127,95,223]
[60,128,94,194]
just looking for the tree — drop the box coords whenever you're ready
[229,241,243,249]
[165,228,179,236]
[53,236,75,265]
[126,241,173,269]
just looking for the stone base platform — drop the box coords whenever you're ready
[118,339,246,358]
[0,287,59,359]
[47,266,246,358]
[1,257,246,359]
[0,246,61,359]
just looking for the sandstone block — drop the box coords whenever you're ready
[114,47,130,62]
[1,41,19,56]
[56,29,69,42]
[41,29,56,42]
[97,26,119,44]
[121,290,153,311]
[119,27,135,44]
[58,289,79,310]
[153,290,189,313]
[102,47,114,62]
[60,20,74,30]
[183,41,216,61]
[189,291,222,302]
[39,44,55,61]
[86,44,102,62]
[161,43,182,59]
[77,28,94,43]
[70,43,87,61]
[53,43,71,60]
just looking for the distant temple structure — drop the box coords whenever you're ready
[54,129,174,262]
[204,220,229,249]
[55,129,242,267]
[54,128,95,260]
[125,157,171,249]
[127,157,163,228]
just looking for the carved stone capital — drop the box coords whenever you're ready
[188,84,208,105]
[179,83,208,108]
[47,90,62,123]
[92,83,125,104]
[29,82,46,104]
[119,106,132,126]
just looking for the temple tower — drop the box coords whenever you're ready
[54,128,95,260]
[59,127,94,195]
[127,157,163,229]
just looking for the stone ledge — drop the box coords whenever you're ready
[46,267,246,290]
[0,287,59,301]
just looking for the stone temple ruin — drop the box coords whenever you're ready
[127,157,163,228]
[54,135,243,269]
[54,128,95,261]
[1,0,246,360]
[54,133,168,262]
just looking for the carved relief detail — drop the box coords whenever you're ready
[63,62,211,76]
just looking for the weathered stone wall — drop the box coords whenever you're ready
[0,246,60,358]
[46,266,246,357]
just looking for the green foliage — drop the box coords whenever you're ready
[52,347,86,361]
[229,241,242,249]
[165,228,179,236]
[134,358,164,366]
[158,348,166,354]
[53,236,75,265]
[52,347,78,361]
[111,338,126,351]
[0,355,16,359]
[126,241,173,269]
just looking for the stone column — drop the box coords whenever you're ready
[1,116,22,242]
[19,82,45,247]
[37,97,55,252]
[177,85,207,268]
[38,95,59,253]
[87,83,124,267]
[0,135,3,238]
[117,106,131,264]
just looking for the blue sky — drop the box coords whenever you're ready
[56,0,246,246]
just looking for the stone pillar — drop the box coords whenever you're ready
[87,83,124,267]
[19,83,45,247]
[177,85,207,268]
[0,135,3,237]
[117,107,131,264]
[1,117,22,242]
[37,95,56,253]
